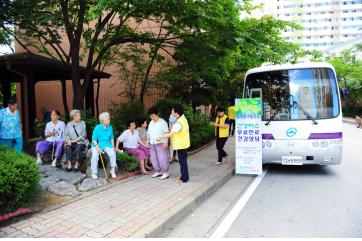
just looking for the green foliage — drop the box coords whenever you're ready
[154,98,214,150]
[153,98,188,120]
[79,109,98,139]
[1,0,308,110]
[184,109,215,150]
[342,106,362,117]
[0,145,41,214]
[327,48,362,102]
[108,101,147,136]
[116,152,139,172]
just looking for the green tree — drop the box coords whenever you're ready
[0,0,198,108]
[327,48,362,103]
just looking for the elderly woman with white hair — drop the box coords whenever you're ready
[90,112,118,179]
[64,109,87,172]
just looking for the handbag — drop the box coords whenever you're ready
[73,124,90,148]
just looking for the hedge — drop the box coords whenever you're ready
[116,152,139,172]
[0,145,41,214]
[154,98,215,150]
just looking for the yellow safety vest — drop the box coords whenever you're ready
[172,115,191,150]
[215,115,230,138]
[228,106,235,120]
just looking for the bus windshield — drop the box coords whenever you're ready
[244,68,340,121]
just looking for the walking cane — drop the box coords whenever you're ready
[51,129,56,161]
[99,152,109,181]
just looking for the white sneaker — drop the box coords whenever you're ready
[51,159,57,167]
[36,157,43,165]
[160,173,169,180]
[152,172,162,178]
[110,167,117,179]
[216,162,222,166]
[92,174,98,180]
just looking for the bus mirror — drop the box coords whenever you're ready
[340,87,350,101]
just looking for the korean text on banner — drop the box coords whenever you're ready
[235,98,262,175]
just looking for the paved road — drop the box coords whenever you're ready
[165,123,362,238]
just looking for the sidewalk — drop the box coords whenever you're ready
[343,116,355,125]
[0,138,237,238]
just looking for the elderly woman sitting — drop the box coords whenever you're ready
[116,120,151,175]
[36,110,65,167]
[90,112,118,180]
[64,109,87,172]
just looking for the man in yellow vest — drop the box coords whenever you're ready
[157,104,190,184]
[227,104,235,136]
[210,106,230,165]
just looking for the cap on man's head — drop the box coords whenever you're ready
[7,97,17,105]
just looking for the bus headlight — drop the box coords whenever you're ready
[320,141,329,148]
[312,141,319,147]
[329,139,342,145]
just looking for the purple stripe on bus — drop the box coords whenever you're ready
[308,132,343,139]
[262,134,275,140]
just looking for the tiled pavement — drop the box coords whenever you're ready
[0,138,235,238]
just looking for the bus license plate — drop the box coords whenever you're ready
[281,156,303,165]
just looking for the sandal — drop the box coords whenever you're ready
[176,178,184,184]
[141,170,149,175]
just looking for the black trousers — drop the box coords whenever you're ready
[229,119,235,136]
[216,137,228,162]
[66,143,83,162]
[177,149,189,182]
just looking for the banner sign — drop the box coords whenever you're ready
[235,98,262,175]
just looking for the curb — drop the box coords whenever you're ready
[131,163,235,238]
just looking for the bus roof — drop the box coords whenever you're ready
[245,62,335,76]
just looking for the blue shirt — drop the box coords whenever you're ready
[0,107,22,139]
[91,124,114,150]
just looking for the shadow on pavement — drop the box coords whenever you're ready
[266,164,337,176]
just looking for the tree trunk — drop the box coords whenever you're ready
[139,45,160,104]
[95,78,100,117]
[60,79,69,119]
[71,53,84,109]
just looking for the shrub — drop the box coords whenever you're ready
[154,98,215,150]
[185,108,215,150]
[154,98,188,120]
[116,152,139,172]
[109,101,147,136]
[342,105,362,117]
[0,145,41,214]
[80,109,98,139]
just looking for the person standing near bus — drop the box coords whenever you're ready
[0,97,23,152]
[227,104,235,136]
[210,106,230,165]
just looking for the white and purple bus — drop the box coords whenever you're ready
[243,61,343,165]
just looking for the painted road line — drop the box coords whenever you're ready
[210,167,268,239]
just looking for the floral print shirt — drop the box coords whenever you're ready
[0,107,22,139]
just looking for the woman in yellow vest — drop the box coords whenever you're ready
[157,104,190,184]
[210,106,230,165]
